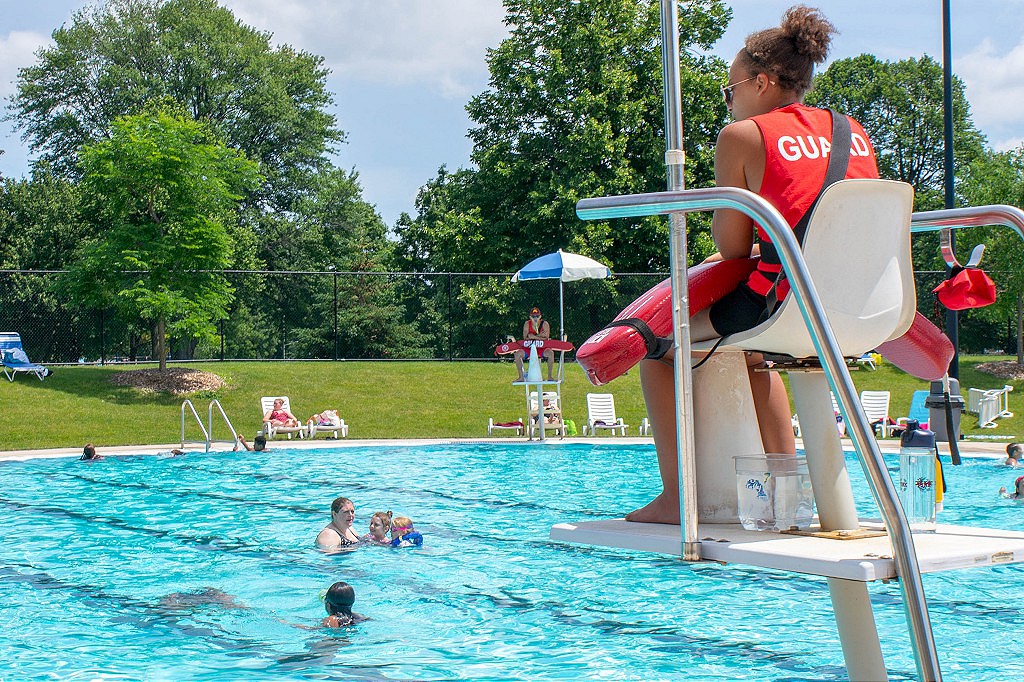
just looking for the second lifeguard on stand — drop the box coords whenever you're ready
[514,307,555,382]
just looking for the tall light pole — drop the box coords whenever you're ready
[942,0,959,378]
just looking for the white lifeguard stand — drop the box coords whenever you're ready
[557,180,1024,681]
[513,341,570,440]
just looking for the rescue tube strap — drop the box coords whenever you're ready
[605,318,673,360]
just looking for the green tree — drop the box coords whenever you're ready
[396,0,730,354]
[69,108,261,370]
[807,55,986,212]
[8,0,340,214]
[958,146,1024,360]
[291,168,430,358]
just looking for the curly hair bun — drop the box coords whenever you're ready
[780,5,837,64]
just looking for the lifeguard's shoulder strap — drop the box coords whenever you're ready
[604,318,672,360]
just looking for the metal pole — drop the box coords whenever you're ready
[658,0,699,561]
[219,319,225,361]
[941,0,959,379]
[333,271,339,361]
[447,274,454,361]
[559,279,565,341]
[99,309,106,366]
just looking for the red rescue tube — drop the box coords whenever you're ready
[576,258,757,386]
[876,312,954,381]
[495,339,575,356]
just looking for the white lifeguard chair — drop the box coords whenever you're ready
[513,341,571,440]
[558,180,1024,681]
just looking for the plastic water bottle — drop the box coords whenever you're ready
[898,419,937,532]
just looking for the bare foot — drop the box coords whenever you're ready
[624,492,681,524]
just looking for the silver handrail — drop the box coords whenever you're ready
[911,204,1024,238]
[181,400,209,450]
[208,400,238,448]
[576,185,941,682]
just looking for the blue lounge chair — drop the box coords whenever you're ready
[897,389,930,431]
[0,332,50,381]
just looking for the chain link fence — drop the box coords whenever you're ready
[1,269,1015,365]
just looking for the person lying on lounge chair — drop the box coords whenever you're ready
[263,398,299,427]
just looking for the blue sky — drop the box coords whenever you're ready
[1,1,1022,226]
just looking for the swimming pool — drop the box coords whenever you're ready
[1,443,1022,680]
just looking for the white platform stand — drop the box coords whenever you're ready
[550,519,1024,581]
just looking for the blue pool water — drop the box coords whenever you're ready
[1,442,1024,680]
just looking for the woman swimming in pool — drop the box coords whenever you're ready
[322,581,366,627]
[361,511,393,546]
[316,496,361,549]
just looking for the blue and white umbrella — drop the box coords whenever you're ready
[511,249,611,340]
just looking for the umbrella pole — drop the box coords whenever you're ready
[559,280,565,341]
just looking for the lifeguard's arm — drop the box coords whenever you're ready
[538,321,550,340]
[711,120,764,260]
[522,321,533,339]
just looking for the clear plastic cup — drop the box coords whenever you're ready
[734,454,814,531]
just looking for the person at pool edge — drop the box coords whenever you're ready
[627,5,880,524]
[234,434,269,452]
[513,307,555,382]
[316,496,361,549]
[80,443,102,461]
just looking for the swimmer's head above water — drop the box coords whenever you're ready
[324,581,355,618]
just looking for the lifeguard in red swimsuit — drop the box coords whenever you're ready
[513,307,555,382]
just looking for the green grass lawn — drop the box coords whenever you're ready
[2,355,1021,451]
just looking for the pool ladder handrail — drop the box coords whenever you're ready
[576,188,1024,682]
[180,399,239,453]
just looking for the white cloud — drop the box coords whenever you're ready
[991,136,1024,153]
[222,0,508,98]
[956,37,1024,130]
[0,30,51,99]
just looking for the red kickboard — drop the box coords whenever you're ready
[875,312,954,381]
[576,258,758,386]
[494,339,575,356]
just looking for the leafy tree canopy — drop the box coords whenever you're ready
[68,107,262,369]
[807,54,986,212]
[397,0,731,275]
[8,0,341,211]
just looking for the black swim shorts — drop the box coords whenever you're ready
[708,283,774,336]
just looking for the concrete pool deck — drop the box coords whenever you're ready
[0,437,1011,462]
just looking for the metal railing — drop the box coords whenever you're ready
[181,400,210,451]
[180,399,238,452]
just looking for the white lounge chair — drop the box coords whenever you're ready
[488,417,524,436]
[860,390,896,437]
[582,393,628,436]
[307,409,348,439]
[260,396,305,440]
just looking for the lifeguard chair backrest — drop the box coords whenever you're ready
[698,179,915,359]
